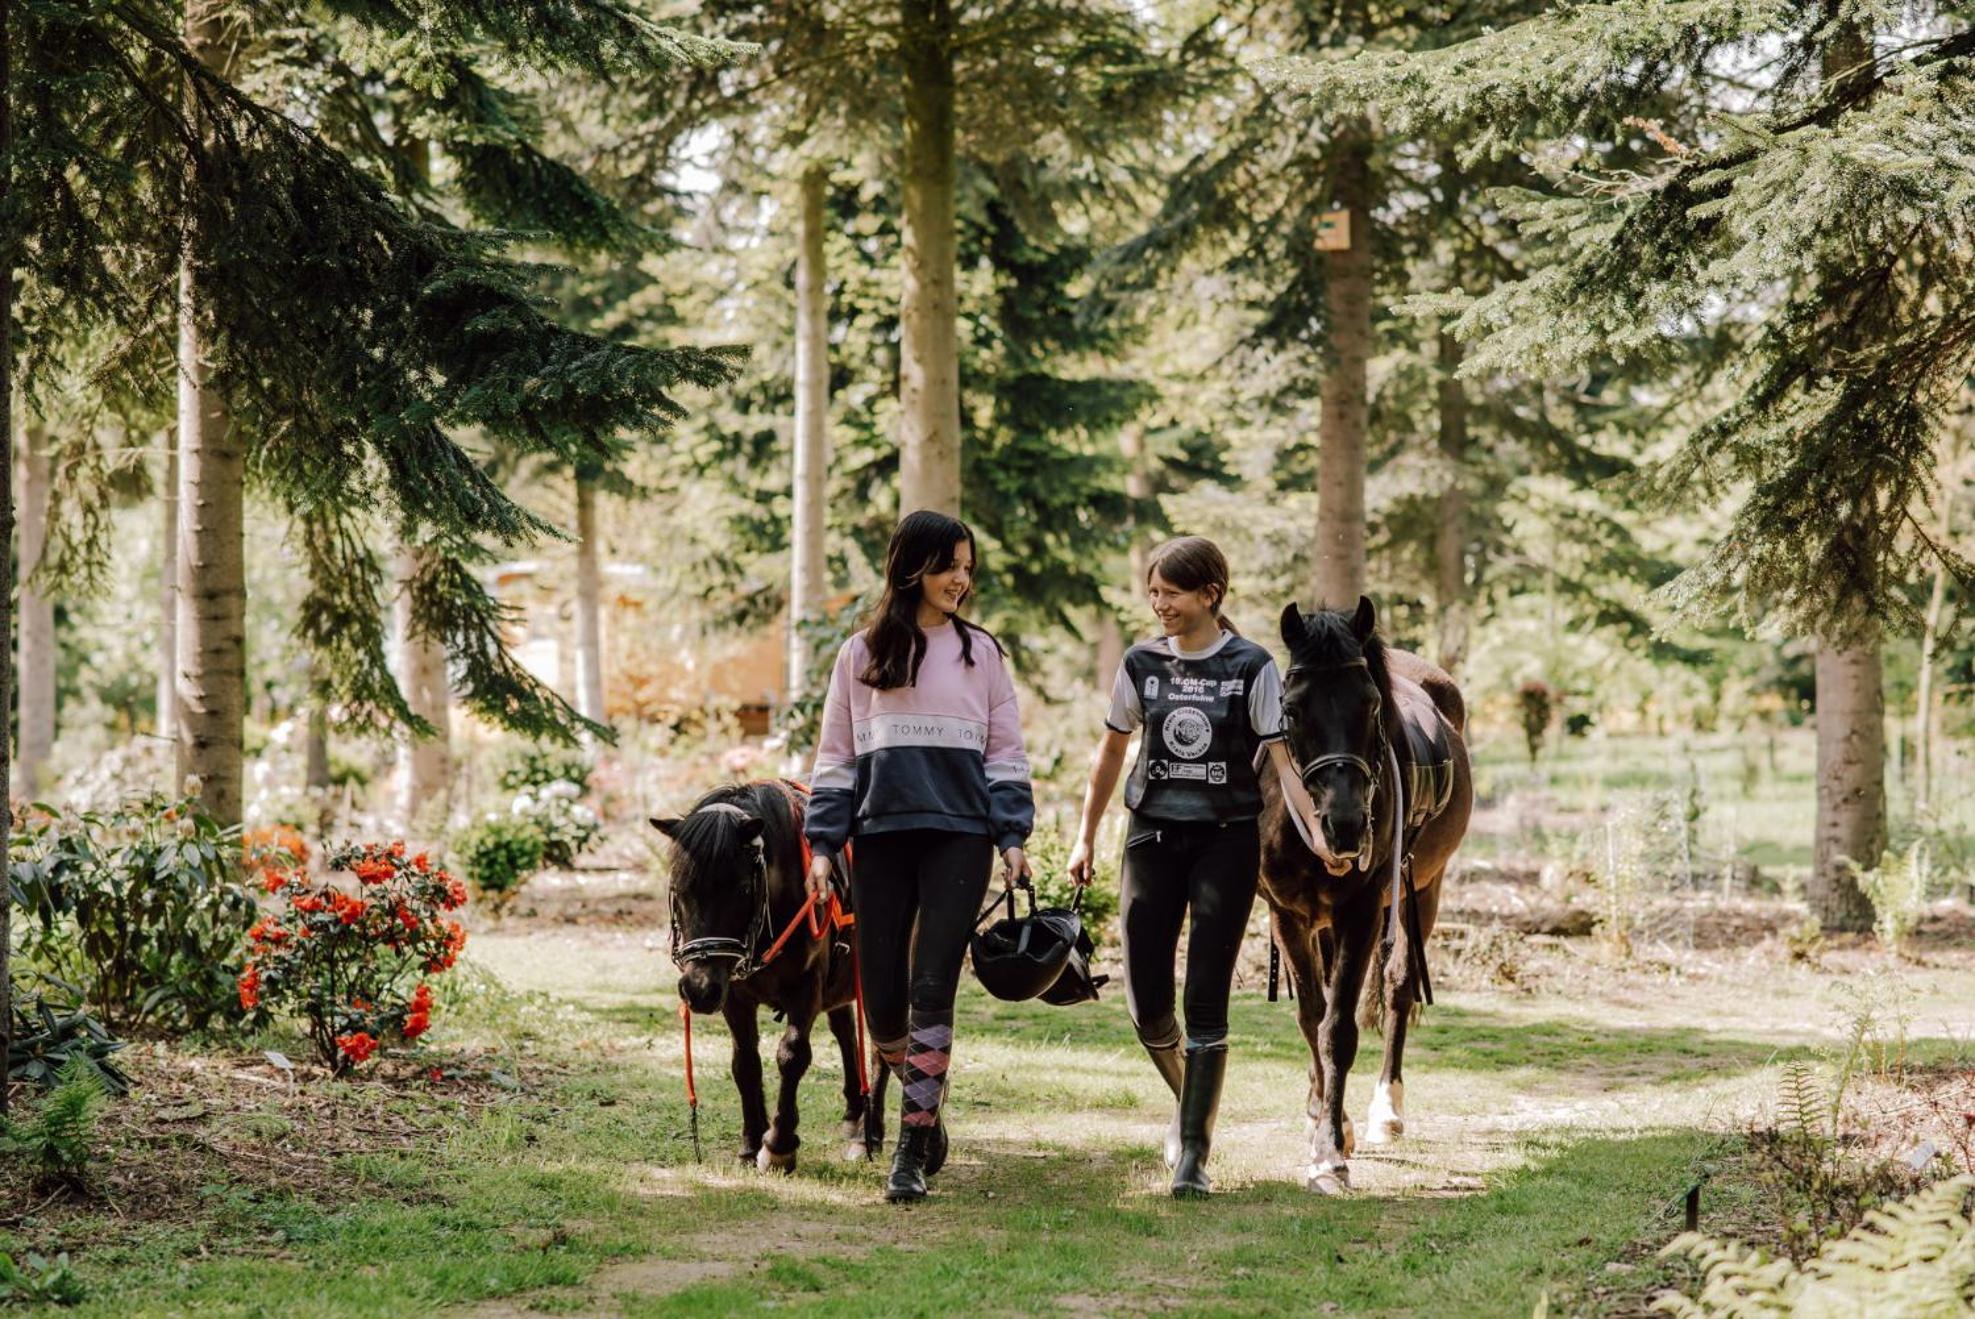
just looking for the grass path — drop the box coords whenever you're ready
[10,912,1971,1317]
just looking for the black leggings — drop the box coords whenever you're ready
[1119,815,1260,1051]
[849,829,994,1049]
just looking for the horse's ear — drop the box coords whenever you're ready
[1280,602,1303,649]
[1352,595,1376,642]
[649,817,681,837]
[737,816,765,844]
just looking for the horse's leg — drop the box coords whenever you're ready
[759,1000,818,1173]
[1276,913,1340,1158]
[1368,878,1441,1146]
[1310,895,1378,1194]
[722,997,769,1166]
[825,1005,869,1161]
[863,1037,891,1158]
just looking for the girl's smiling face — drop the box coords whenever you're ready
[1147,567,1219,637]
[919,538,975,619]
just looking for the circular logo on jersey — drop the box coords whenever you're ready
[1161,706,1213,760]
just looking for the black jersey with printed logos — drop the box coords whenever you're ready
[1106,631,1284,822]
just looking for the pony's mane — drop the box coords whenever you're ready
[669,781,801,885]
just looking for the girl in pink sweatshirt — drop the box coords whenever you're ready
[805,510,1034,1203]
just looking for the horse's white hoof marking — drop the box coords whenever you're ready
[1306,1160,1351,1195]
[758,1145,797,1173]
[1365,1080,1405,1145]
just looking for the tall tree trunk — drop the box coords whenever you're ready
[177,7,245,826]
[15,419,53,797]
[1,0,18,1116]
[789,165,831,698]
[304,702,330,791]
[897,0,960,516]
[1811,638,1885,933]
[1805,19,1882,935]
[392,134,450,824]
[1434,330,1470,675]
[1314,127,1373,610]
[156,430,177,741]
[573,473,606,728]
[394,545,451,825]
[1915,469,1956,815]
[1122,422,1150,589]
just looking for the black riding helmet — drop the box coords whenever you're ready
[970,881,1080,1002]
[1039,908,1108,1006]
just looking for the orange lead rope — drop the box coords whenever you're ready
[679,1000,701,1162]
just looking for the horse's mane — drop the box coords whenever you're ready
[669,781,802,886]
[1287,609,1404,753]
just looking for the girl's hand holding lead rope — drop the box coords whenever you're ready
[1000,845,1032,890]
[807,853,834,903]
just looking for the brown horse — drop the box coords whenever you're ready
[653,781,885,1170]
[1258,598,1472,1194]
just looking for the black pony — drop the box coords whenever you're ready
[653,780,883,1170]
[1258,598,1472,1195]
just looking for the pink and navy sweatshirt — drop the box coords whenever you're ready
[804,621,1034,861]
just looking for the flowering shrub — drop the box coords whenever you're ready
[497,745,593,795]
[509,779,601,868]
[451,816,544,912]
[243,824,309,878]
[243,841,467,1074]
[9,789,257,1033]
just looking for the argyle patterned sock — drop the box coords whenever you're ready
[899,1017,953,1129]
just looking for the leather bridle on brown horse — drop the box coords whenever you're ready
[1275,655,1434,1008]
[665,780,868,1160]
[1281,655,1390,833]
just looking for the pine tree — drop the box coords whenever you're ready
[0,0,748,1084]
[1271,2,1975,929]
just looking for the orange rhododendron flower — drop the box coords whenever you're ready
[238,965,261,1011]
[335,1032,379,1064]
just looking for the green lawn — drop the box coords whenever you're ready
[12,908,1969,1318]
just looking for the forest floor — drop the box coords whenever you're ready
[5,860,1972,1317]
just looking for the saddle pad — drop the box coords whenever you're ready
[1391,676,1456,832]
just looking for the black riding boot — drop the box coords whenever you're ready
[925,1109,948,1177]
[1171,1044,1228,1199]
[1144,1040,1183,1170]
[886,1124,936,1203]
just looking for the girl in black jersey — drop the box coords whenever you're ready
[1067,537,1285,1197]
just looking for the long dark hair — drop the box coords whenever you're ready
[1145,535,1240,636]
[859,510,994,689]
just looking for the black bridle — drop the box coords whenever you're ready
[1281,656,1391,852]
[668,802,774,981]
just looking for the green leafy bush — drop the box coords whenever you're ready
[498,744,594,794]
[452,816,546,911]
[0,1058,108,1191]
[1849,842,1933,956]
[9,791,258,1033]
[1657,1176,1975,1317]
[509,780,602,868]
[1023,822,1120,944]
[6,977,130,1096]
[0,1251,86,1306]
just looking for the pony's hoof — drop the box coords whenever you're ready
[842,1140,869,1163]
[1305,1161,1351,1195]
[757,1145,797,1174]
[1365,1116,1403,1145]
[737,1148,761,1168]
